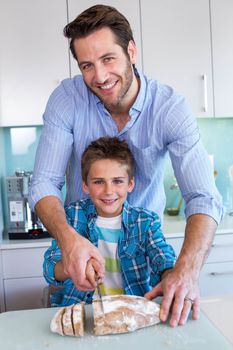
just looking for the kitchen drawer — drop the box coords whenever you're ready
[207,234,233,263]
[200,261,233,297]
[166,233,233,263]
[2,247,47,278]
[4,277,48,311]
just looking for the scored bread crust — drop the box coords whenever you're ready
[93,294,160,336]
[50,303,85,337]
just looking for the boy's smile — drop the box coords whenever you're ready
[82,159,134,217]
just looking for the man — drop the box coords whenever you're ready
[29,5,223,327]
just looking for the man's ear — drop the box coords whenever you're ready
[82,181,89,194]
[127,40,137,65]
[128,177,135,193]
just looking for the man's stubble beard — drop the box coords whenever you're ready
[87,60,134,111]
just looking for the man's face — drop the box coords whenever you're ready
[74,27,138,111]
[82,159,134,218]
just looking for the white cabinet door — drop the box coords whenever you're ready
[67,0,142,77]
[2,247,47,278]
[140,0,214,118]
[4,277,48,311]
[199,262,233,297]
[0,0,69,126]
[211,0,233,117]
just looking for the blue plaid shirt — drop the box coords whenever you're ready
[43,198,176,307]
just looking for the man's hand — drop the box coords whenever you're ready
[35,196,105,291]
[60,227,105,291]
[145,267,200,327]
[145,214,216,327]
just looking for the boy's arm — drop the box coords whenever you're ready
[43,241,66,286]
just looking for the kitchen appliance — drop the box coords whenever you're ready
[6,170,50,239]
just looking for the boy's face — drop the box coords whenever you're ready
[82,159,134,217]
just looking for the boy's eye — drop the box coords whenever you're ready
[93,180,104,184]
[113,179,124,184]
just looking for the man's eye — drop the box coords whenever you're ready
[104,57,114,63]
[81,63,91,71]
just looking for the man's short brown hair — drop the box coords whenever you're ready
[64,4,135,61]
[81,137,134,184]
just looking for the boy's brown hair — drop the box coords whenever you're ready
[81,137,134,184]
[63,4,135,61]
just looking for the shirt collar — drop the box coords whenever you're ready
[81,197,132,228]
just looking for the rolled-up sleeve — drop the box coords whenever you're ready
[29,82,74,210]
[43,239,65,286]
[165,99,223,224]
[146,214,176,284]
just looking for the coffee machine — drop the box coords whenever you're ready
[6,170,50,239]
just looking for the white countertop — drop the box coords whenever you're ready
[163,213,233,238]
[0,299,232,350]
[1,213,233,249]
[201,294,233,345]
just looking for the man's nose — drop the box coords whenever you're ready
[94,64,108,84]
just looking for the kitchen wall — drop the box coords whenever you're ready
[0,118,233,229]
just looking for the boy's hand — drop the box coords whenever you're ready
[86,258,105,289]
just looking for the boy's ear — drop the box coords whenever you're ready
[82,181,89,194]
[128,177,135,193]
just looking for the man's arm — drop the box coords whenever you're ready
[36,195,105,291]
[145,213,217,327]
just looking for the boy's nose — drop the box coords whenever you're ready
[104,182,113,194]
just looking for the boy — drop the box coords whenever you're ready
[43,137,176,307]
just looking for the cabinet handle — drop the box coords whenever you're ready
[209,271,233,276]
[202,74,208,112]
[211,243,233,248]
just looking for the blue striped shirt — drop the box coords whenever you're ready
[29,69,223,223]
[43,198,176,307]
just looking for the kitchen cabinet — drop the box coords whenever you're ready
[0,0,69,126]
[140,0,214,118]
[0,242,50,311]
[211,0,233,117]
[67,0,143,77]
[0,215,233,312]
[165,225,233,297]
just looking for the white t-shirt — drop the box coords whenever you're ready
[94,214,124,297]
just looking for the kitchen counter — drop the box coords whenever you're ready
[201,294,233,345]
[163,212,233,237]
[1,213,233,249]
[0,299,232,350]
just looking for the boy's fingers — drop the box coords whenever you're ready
[86,258,104,287]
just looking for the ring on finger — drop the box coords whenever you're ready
[184,297,194,305]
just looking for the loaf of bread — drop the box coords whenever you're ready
[50,303,85,337]
[93,294,160,335]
